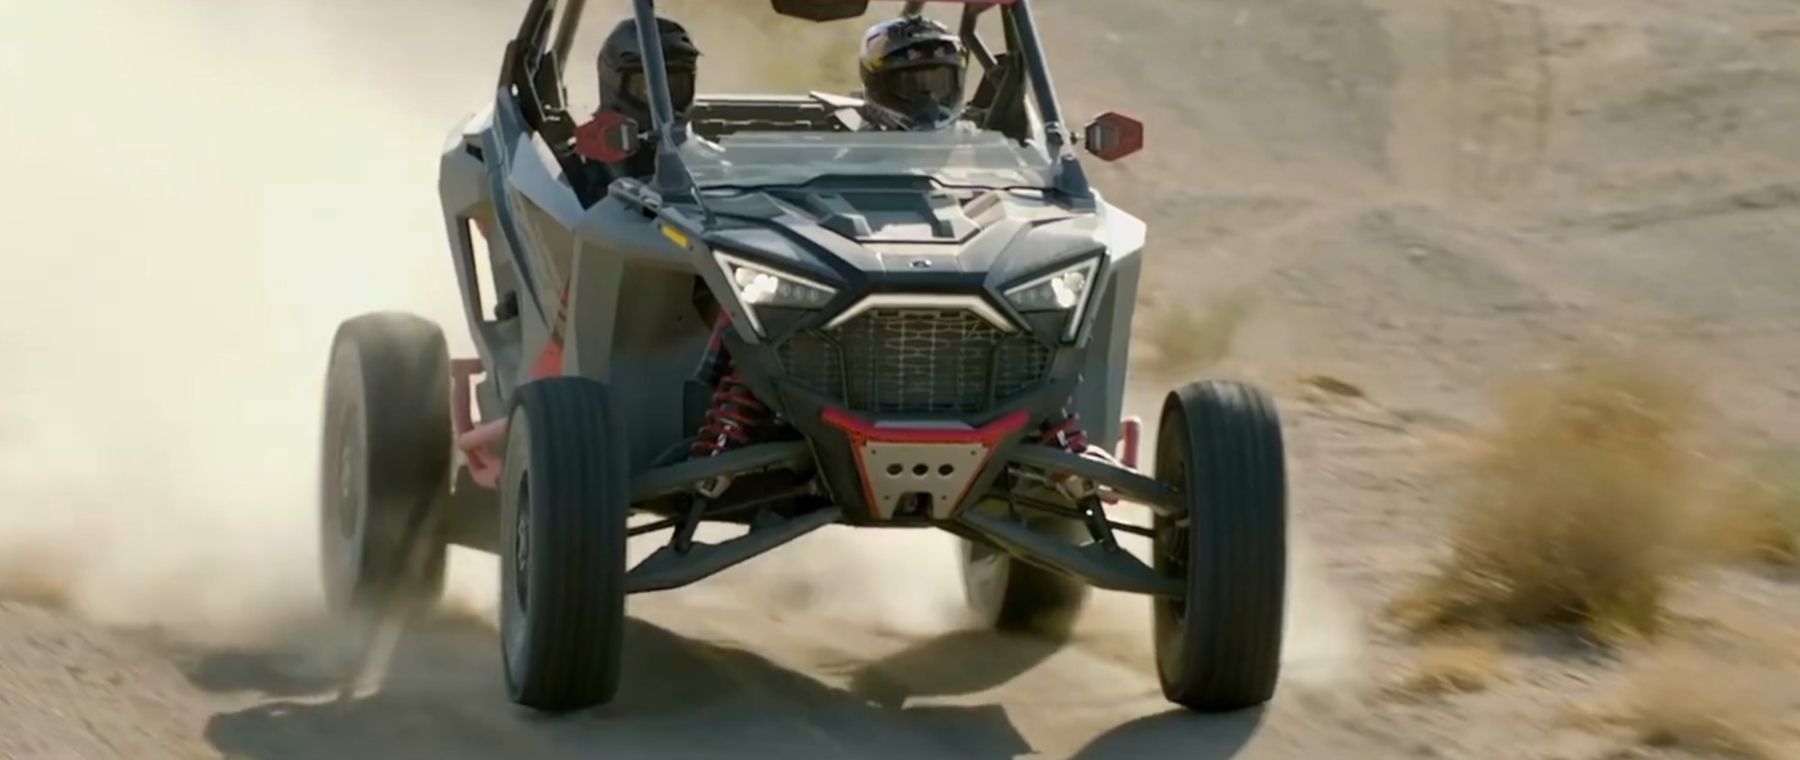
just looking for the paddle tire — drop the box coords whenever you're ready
[960,516,1092,639]
[1152,379,1288,712]
[499,377,630,713]
[319,312,453,618]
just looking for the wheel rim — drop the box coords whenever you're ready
[336,420,360,542]
[1154,418,1190,629]
[326,402,367,595]
[500,415,532,687]
[513,478,531,616]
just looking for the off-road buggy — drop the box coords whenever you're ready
[319,0,1288,715]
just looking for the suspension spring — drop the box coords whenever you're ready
[691,371,772,457]
[693,313,731,389]
[690,313,774,459]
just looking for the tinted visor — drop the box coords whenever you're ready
[877,63,962,115]
[621,67,696,112]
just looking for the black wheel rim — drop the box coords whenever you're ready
[513,478,531,616]
[335,406,362,543]
[499,413,533,691]
[326,401,367,585]
[320,388,368,616]
[1154,419,1190,629]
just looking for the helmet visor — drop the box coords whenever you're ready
[621,67,696,114]
[879,63,962,115]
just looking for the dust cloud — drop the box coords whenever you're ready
[0,0,482,643]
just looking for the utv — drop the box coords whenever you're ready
[318,0,1286,715]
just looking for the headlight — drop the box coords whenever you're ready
[1003,257,1100,341]
[714,252,838,334]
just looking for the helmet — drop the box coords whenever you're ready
[597,17,701,127]
[858,15,968,130]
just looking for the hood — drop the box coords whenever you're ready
[697,181,1122,284]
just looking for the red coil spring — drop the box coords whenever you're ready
[1039,403,1090,455]
[691,312,772,457]
[692,371,771,457]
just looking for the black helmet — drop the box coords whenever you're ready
[597,17,700,127]
[858,15,968,130]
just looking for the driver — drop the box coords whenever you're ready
[593,16,701,179]
[856,15,970,131]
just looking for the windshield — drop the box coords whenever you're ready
[677,129,1055,190]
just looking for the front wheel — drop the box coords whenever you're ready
[1152,379,1288,712]
[499,377,631,713]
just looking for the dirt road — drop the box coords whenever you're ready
[1,0,1796,758]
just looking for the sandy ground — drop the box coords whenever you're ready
[0,0,1796,758]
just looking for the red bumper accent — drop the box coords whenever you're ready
[820,408,1030,519]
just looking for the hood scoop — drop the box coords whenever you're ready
[771,189,991,244]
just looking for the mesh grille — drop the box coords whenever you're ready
[776,308,1053,415]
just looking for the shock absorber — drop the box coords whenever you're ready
[673,311,770,525]
[689,314,774,498]
[692,371,771,458]
[691,312,731,392]
[1039,398,1119,549]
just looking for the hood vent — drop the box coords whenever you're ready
[770,189,985,244]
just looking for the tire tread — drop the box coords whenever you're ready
[1156,379,1287,712]
[506,377,629,711]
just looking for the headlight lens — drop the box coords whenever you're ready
[1003,257,1100,340]
[715,252,838,334]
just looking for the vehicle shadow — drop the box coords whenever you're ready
[190,613,1042,760]
[1066,707,1264,760]
[839,628,1066,708]
[840,628,1264,760]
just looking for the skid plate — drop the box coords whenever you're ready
[859,441,989,520]
[822,408,1030,520]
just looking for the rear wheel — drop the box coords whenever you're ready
[319,312,452,619]
[499,377,631,712]
[961,515,1091,639]
[1152,379,1287,712]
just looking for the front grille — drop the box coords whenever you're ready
[776,308,1053,415]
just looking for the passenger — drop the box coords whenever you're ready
[855,15,970,131]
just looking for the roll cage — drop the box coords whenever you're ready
[498,0,1097,209]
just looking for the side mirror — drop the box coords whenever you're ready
[574,110,641,164]
[1081,111,1144,162]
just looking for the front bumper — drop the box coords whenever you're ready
[820,408,1031,521]
[719,295,1094,522]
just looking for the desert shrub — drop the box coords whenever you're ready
[1393,354,1703,642]
[1709,451,1800,567]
